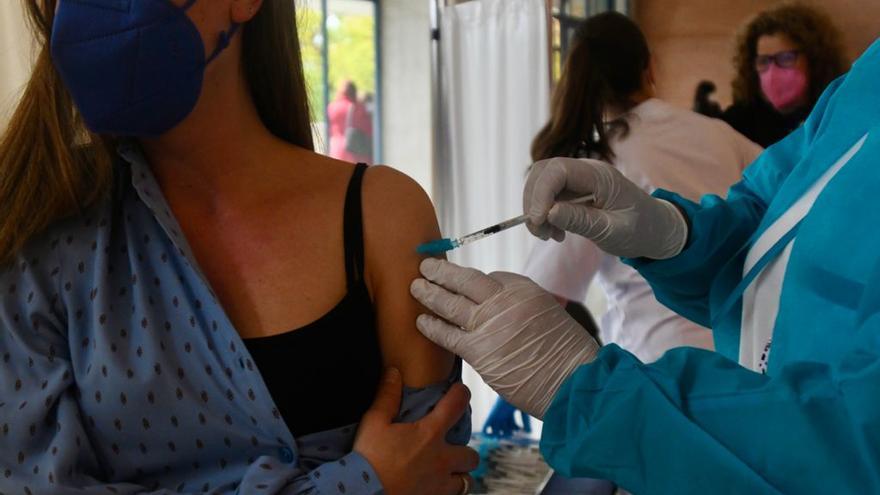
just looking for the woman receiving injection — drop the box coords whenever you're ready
[0,1,475,494]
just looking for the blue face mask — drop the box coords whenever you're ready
[51,0,240,137]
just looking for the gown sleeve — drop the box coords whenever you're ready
[540,77,878,495]
[624,77,844,327]
[541,302,880,495]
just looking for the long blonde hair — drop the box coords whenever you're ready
[0,0,314,266]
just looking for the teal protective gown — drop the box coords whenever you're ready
[540,38,880,494]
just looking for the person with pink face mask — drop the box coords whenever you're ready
[722,3,847,148]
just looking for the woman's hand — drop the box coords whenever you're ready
[354,368,478,495]
[524,157,689,260]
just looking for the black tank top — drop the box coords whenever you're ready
[244,164,383,437]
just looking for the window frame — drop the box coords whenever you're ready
[550,0,630,82]
[315,0,383,162]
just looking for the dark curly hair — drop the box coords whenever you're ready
[731,2,847,106]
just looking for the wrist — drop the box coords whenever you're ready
[653,199,689,260]
[531,332,599,420]
[308,451,385,495]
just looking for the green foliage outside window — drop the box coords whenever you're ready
[297,8,376,122]
[298,9,325,121]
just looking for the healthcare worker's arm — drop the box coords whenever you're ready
[622,127,805,326]
[412,258,880,494]
[525,77,843,327]
[626,78,842,326]
[542,296,880,495]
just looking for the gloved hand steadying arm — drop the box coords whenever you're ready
[524,157,689,260]
[410,258,599,419]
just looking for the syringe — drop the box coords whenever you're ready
[417,194,595,255]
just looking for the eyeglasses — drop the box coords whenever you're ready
[755,50,801,73]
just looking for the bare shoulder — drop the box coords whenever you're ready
[360,164,440,288]
[361,165,437,224]
[359,165,453,386]
[361,165,441,256]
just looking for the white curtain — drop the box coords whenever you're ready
[437,0,550,431]
[0,1,35,129]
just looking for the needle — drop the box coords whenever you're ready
[417,194,596,255]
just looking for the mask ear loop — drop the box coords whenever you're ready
[180,0,241,64]
[207,22,241,63]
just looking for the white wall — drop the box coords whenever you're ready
[379,0,434,195]
[0,1,35,128]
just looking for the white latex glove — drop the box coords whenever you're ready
[410,258,599,419]
[524,157,689,260]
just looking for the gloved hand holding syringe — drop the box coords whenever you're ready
[417,194,595,255]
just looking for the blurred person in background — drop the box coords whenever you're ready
[722,2,847,148]
[328,80,374,164]
[362,92,376,118]
[692,80,723,119]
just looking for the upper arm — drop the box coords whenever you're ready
[361,166,455,388]
[0,242,95,491]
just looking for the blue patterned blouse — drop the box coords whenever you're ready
[0,144,470,494]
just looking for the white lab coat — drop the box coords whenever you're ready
[523,98,763,363]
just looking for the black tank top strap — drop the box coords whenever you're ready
[343,163,369,289]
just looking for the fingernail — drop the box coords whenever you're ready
[412,279,434,299]
[527,210,545,223]
[416,314,432,329]
[420,257,439,276]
